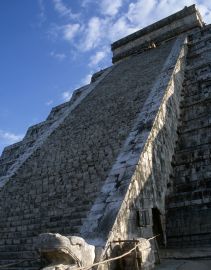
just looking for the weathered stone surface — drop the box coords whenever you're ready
[36,233,95,269]
[0,33,174,269]
[110,238,155,270]
[91,35,187,270]
[155,259,211,270]
[166,24,211,248]
[0,4,211,270]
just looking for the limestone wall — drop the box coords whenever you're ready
[80,36,187,268]
[0,83,92,184]
[166,25,211,248]
[108,38,187,242]
[0,39,174,269]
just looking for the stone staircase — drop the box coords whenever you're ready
[0,85,90,179]
[0,41,174,269]
[166,25,211,249]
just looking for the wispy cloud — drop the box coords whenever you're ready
[80,17,103,51]
[89,49,108,67]
[47,23,80,43]
[126,0,157,26]
[62,23,81,41]
[45,0,211,100]
[47,0,211,52]
[61,90,73,102]
[81,0,96,8]
[0,130,24,154]
[125,0,211,28]
[81,73,92,85]
[108,16,138,41]
[100,0,123,16]
[53,0,80,19]
[0,130,23,144]
[54,0,211,53]
[50,51,66,61]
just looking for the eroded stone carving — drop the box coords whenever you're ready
[36,233,95,270]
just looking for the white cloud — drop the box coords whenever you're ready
[153,0,196,20]
[62,91,73,102]
[81,73,92,85]
[46,0,211,102]
[0,130,23,144]
[53,0,79,19]
[62,23,80,41]
[197,2,211,23]
[127,0,157,26]
[49,0,211,53]
[125,0,211,29]
[89,50,108,67]
[80,17,103,51]
[50,51,66,60]
[108,16,138,42]
[81,0,96,7]
[100,0,123,16]
[47,23,80,43]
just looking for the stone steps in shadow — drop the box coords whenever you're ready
[166,30,211,248]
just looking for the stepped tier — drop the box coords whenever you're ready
[0,38,175,269]
[166,25,211,249]
[2,5,211,270]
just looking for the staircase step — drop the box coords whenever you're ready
[0,244,32,253]
[174,162,211,181]
[177,129,211,150]
[166,27,211,250]
[167,198,211,208]
[174,178,211,193]
[70,210,89,219]
[178,119,211,134]
[159,247,211,259]
[166,189,211,205]
[166,234,211,248]
[0,258,40,270]
[181,92,211,108]
[166,204,211,248]
[0,251,37,260]
[184,81,211,97]
[174,142,211,165]
[0,268,38,270]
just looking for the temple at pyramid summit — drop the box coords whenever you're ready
[1,4,211,270]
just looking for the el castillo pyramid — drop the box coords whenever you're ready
[1,4,211,270]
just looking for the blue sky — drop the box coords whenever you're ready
[1,0,211,154]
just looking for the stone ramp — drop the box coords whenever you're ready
[166,26,211,248]
[77,35,187,270]
[0,40,174,269]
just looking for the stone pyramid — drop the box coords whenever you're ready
[1,4,211,270]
